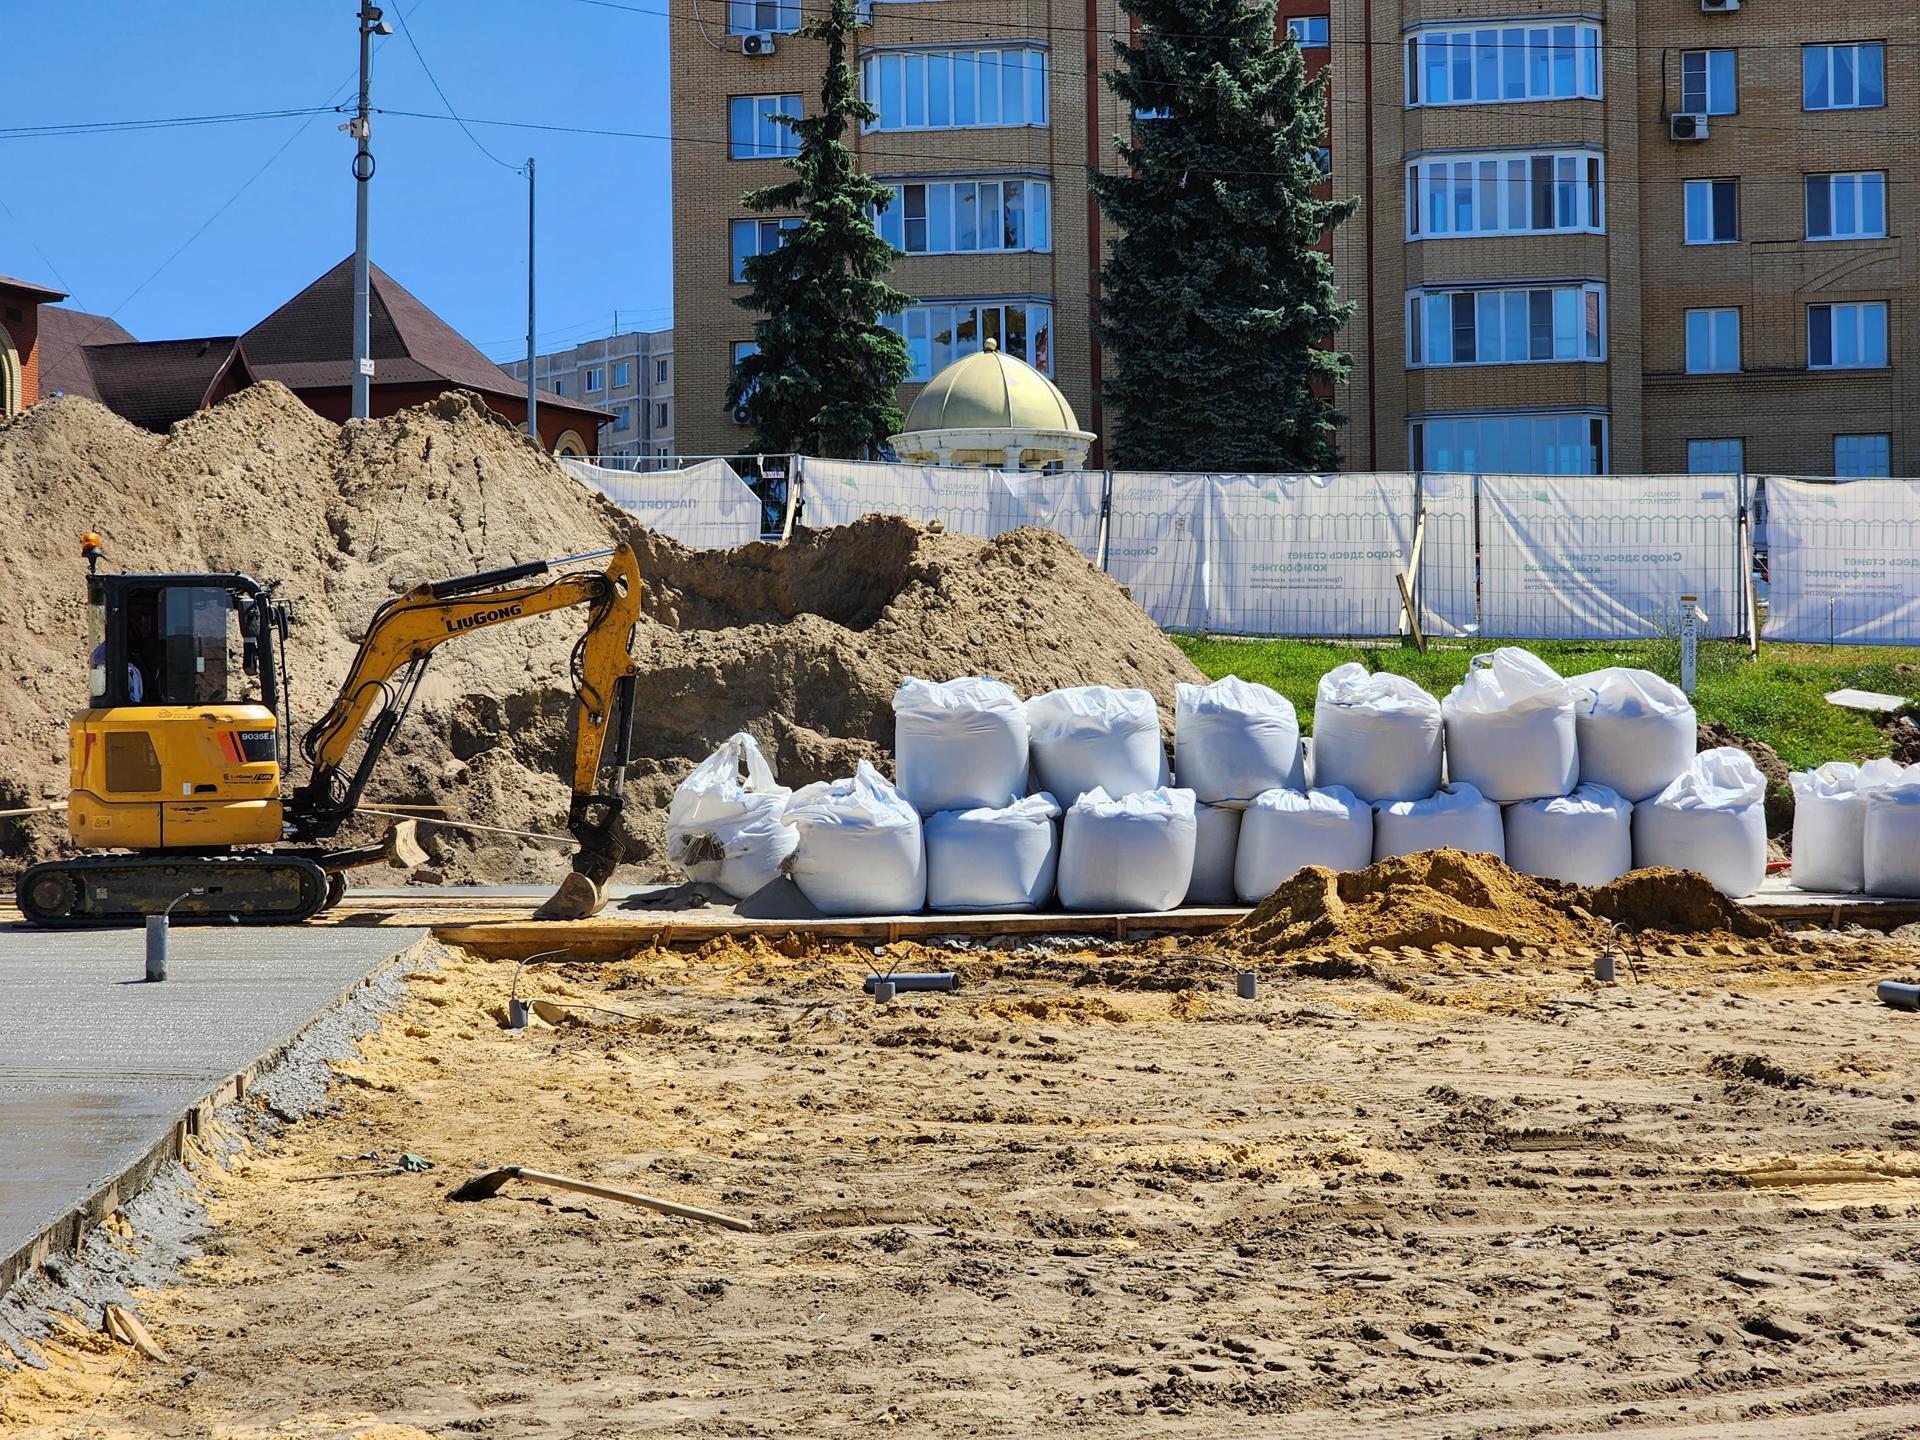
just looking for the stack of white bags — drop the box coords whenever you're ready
[663,645,1911,916]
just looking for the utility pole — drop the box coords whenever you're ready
[525,158,537,443]
[349,1,391,420]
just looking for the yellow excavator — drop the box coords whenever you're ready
[17,534,645,927]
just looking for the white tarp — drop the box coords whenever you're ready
[1412,473,1479,639]
[796,457,995,536]
[1478,474,1742,639]
[1205,472,1418,638]
[562,458,763,549]
[1763,477,1920,644]
[1103,470,1210,631]
[988,468,1105,562]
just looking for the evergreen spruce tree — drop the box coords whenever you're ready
[726,0,912,458]
[1094,0,1356,471]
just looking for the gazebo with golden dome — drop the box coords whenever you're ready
[887,338,1096,472]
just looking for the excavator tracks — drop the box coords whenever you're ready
[17,853,331,927]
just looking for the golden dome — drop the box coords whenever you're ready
[902,338,1084,436]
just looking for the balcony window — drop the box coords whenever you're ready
[882,299,1053,380]
[1407,283,1605,366]
[874,178,1052,254]
[1405,21,1600,106]
[1405,150,1603,238]
[862,48,1048,131]
[1410,412,1607,475]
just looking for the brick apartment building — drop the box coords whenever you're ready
[504,327,676,461]
[672,2,1916,476]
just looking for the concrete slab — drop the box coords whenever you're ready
[0,924,420,1293]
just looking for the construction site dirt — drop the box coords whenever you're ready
[7,920,1920,1438]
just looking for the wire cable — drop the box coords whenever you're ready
[390,3,528,172]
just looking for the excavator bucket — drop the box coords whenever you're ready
[382,819,430,870]
[533,870,608,921]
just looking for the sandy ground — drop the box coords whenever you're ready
[8,932,1920,1439]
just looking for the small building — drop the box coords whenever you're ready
[35,305,137,403]
[15,258,612,453]
[0,274,68,417]
[888,338,1095,472]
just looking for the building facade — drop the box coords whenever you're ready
[673,2,1917,477]
[506,328,676,461]
[0,275,66,417]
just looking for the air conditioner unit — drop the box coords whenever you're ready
[1670,112,1709,142]
[740,30,777,55]
[733,403,753,425]
[1700,0,1739,12]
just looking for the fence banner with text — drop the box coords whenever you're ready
[561,458,764,550]
[1763,477,1920,644]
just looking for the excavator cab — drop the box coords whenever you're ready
[72,570,287,853]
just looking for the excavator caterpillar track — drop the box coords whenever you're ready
[17,853,330,928]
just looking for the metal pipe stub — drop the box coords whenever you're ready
[862,972,958,994]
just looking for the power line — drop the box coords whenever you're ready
[0,108,339,141]
[390,3,527,172]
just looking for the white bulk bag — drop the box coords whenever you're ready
[1056,786,1197,913]
[1788,760,1903,892]
[1174,676,1305,806]
[893,676,1029,816]
[665,732,798,899]
[1569,668,1697,803]
[1864,769,1920,897]
[1183,802,1242,906]
[923,793,1060,913]
[782,760,926,916]
[1025,686,1167,807]
[1373,783,1506,863]
[1632,748,1767,898]
[1310,663,1444,803]
[1504,783,1633,886]
[1234,786,1372,903]
[1441,648,1578,804]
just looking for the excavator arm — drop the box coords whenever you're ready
[285,544,644,914]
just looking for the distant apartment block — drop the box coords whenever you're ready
[506,328,675,460]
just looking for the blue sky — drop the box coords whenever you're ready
[2,1,672,364]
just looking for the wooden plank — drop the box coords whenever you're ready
[1740,509,1760,660]
[779,457,802,541]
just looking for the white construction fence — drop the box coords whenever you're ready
[564,456,1920,645]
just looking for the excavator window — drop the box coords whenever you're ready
[125,585,244,706]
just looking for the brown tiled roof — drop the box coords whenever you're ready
[241,257,610,422]
[82,338,248,433]
[0,274,67,304]
[35,306,137,402]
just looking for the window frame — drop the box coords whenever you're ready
[881,298,1055,380]
[1683,178,1739,245]
[1805,171,1888,241]
[1679,48,1737,115]
[1405,282,1607,368]
[1687,438,1745,475]
[873,177,1053,256]
[730,215,802,283]
[655,359,669,384]
[1404,148,1605,240]
[728,94,802,160]
[1808,301,1890,370]
[583,367,604,394]
[612,361,631,388]
[1803,42,1886,113]
[1833,433,1891,477]
[1684,307,1742,375]
[612,405,632,432]
[1404,21,1602,108]
[726,0,799,36]
[1286,15,1329,48]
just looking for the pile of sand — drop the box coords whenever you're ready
[1229,851,1777,958]
[0,384,1201,883]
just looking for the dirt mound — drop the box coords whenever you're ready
[0,384,1200,883]
[1228,851,1778,959]
[1697,721,1793,837]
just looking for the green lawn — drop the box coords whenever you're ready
[1171,636,1920,771]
